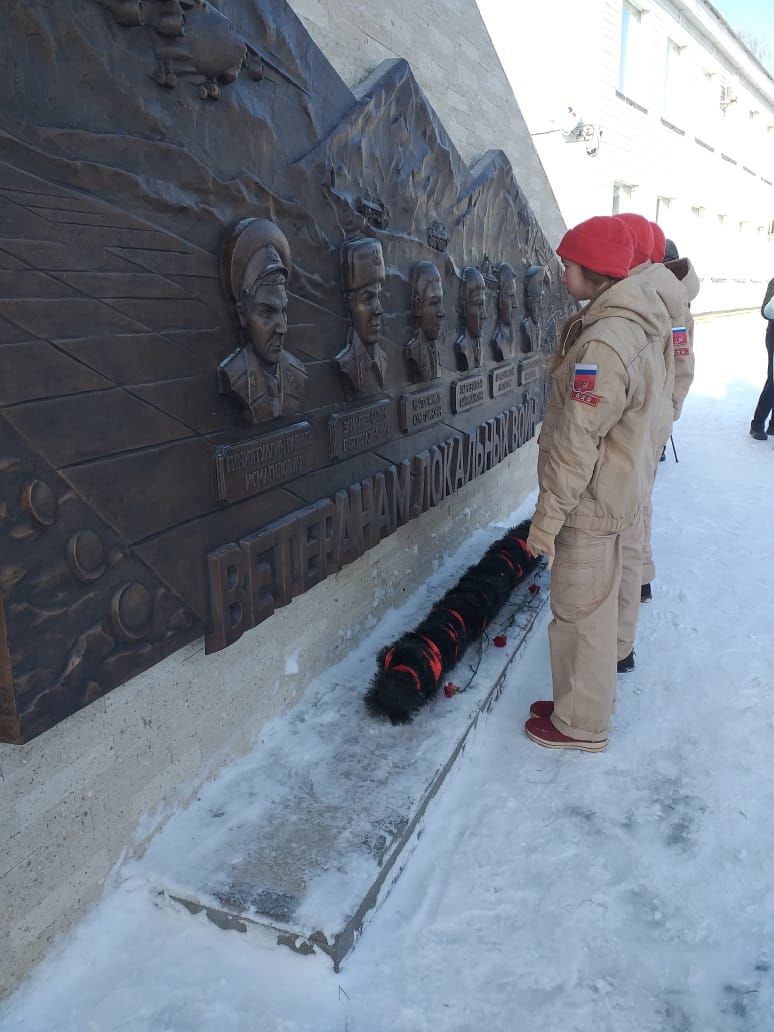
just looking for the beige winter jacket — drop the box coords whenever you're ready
[665,257,701,420]
[630,260,688,451]
[533,274,673,537]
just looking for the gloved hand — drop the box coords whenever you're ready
[526,525,556,570]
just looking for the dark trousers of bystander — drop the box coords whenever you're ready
[751,334,774,433]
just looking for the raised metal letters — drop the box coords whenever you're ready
[215,422,315,503]
[518,354,543,386]
[206,398,539,653]
[329,400,393,459]
[490,363,516,398]
[451,372,486,413]
[399,386,445,432]
[336,239,387,400]
[219,219,308,425]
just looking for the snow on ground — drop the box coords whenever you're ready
[2,310,774,1032]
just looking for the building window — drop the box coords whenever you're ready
[691,206,705,221]
[612,182,636,214]
[619,1,642,95]
[656,196,672,223]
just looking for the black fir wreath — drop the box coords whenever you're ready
[365,520,538,723]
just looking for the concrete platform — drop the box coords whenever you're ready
[139,567,549,970]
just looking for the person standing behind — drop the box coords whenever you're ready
[661,236,701,427]
[638,229,700,606]
[524,216,671,751]
[750,277,774,440]
[612,214,685,672]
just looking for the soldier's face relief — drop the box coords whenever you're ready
[465,286,486,337]
[418,281,445,340]
[349,281,383,345]
[244,283,288,365]
[500,280,518,327]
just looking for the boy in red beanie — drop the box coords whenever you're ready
[524,215,672,751]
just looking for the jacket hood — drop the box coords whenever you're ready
[579,271,674,341]
[665,257,700,303]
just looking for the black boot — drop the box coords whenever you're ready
[617,651,635,674]
[750,422,767,441]
[767,423,774,436]
[640,583,652,603]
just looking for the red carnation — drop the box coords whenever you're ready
[493,635,507,647]
[444,682,459,698]
[528,583,540,595]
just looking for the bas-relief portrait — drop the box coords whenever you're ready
[454,266,487,372]
[521,263,549,354]
[218,219,308,424]
[404,261,445,383]
[335,238,387,400]
[490,262,518,361]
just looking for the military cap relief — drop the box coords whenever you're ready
[335,238,387,400]
[218,218,308,425]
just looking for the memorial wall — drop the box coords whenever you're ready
[0,0,569,993]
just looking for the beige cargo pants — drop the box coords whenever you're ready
[548,524,624,742]
[616,510,645,662]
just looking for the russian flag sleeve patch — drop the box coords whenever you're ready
[672,326,689,357]
[573,363,598,393]
[570,362,601,406]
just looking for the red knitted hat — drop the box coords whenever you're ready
[615,213,654,267]
[556,216,634,279]
[649,222,666,262]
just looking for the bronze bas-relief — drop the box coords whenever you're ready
[94,0,307,99]
[521,263,549,354]
[404,261,444,383]
[0,2,574,742]
[335,238,387,400]
[491,262,518,361]
[454,267,487,372]
[218,219,308,425]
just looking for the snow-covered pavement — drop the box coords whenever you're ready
[2,309,773,1032]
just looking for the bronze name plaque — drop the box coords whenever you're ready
[328,399,393,459]
[490,363,516,398]
[518,355,543,386]
[399,385,445,432]
[215,422,315,503]
[451,373,486,413]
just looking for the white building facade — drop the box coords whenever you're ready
[478,0,774,313]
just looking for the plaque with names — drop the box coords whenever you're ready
[489,362,515,398]
[451,373,486,414]
[215,421,314,503]
[518,355,542,386]
[399,385,445,432]
[328,399,393,459]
